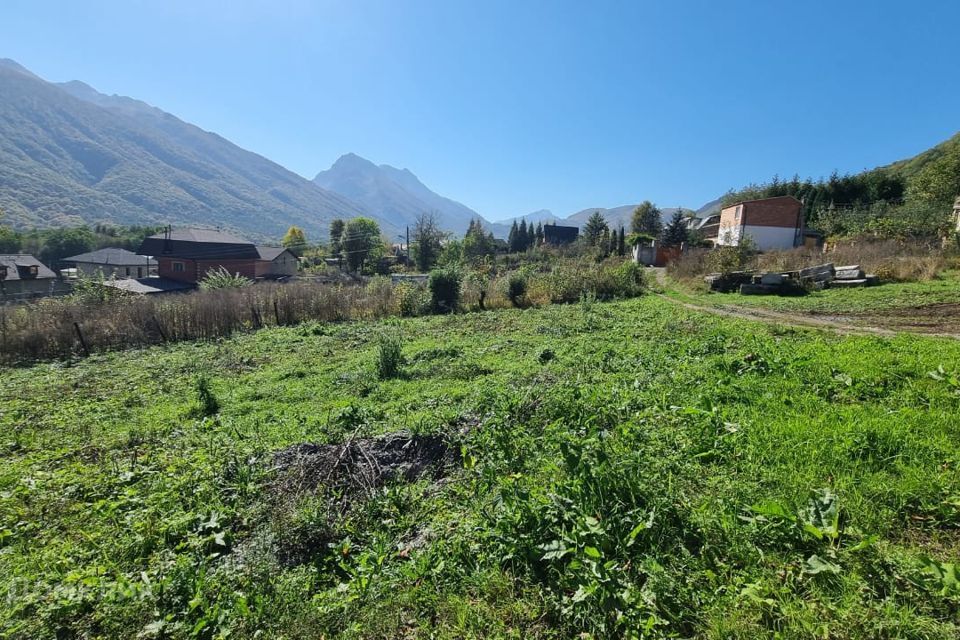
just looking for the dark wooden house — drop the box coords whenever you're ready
[543,224,579,245]
[138,229,260,284]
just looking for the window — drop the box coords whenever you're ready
[172,261,185,273]
[138,267,143,278]
[125,267,131,277]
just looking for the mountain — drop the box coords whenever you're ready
[313,153,483,235]
[0,59,373,240]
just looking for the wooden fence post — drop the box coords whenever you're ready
[73,322,90,357]
[251,306,262,329]
[153,315,168,343]
[273,299,281,326]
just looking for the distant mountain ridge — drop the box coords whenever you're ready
[313,154,483,235]
[0,59,375,240]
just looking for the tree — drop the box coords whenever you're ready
[341,217,381,272]
[518,220,530,251]
[583,210,609,246]
[0,226,20,253]
[661,211,689,247]
[39,227,95,265]
[281,226,307,254]
[463,218,495,262]
[535,222,544,246]
[329,219,345,259]
[631,201,662,236]
[508,220,519,252]
[617,227,626,256]
[412,212,445,272]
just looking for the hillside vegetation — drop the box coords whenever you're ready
[0,61,367,240]
[1,296,958,638]
[722,131,960,239]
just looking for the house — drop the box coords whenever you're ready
[255,246,299,278]
[138,228,260,284]
[686,213,721,244]
[543,224,579,245]
[62,247,157,279]
[0,254,70,302]
[715,196,803,251]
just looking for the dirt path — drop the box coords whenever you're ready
[649,268,960,341]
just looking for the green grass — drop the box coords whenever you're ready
[664,271,960,316]
[2,296,959,638]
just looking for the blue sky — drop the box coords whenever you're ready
[3,0,959,220]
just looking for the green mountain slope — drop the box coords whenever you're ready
[0,60,373,240]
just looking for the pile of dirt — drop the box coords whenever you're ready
[270,431,458,505]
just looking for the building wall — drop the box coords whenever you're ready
[75,262,155,279]
[157,257,257,283]
[716,205,743,246]
[0,278,69,302]
[953,196,960,232]
[255,254,298,278]
[158,257,198,283]
[739,225,798,250]
[717,200,801,250]
[742,199,801,228]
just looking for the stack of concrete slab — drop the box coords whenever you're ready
[705,271,755,293]
[830,265,878,288]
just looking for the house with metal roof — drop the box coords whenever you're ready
[138,228,261,284]
[63,247,157,279]
[255,246,299,279]
[0,254,70,302]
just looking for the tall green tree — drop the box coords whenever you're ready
[341,217,381,272]
[535,222,544,246]
[329,219,345,259]
[518,220,529,251]
[463,218,495,261]
[583,211,609,246]
[508,220,519,252]
[617,227,626,256]
[631,201,662,236]
[661,211,689,246]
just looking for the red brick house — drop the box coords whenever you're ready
[716,196,803,251]
[138,229,261,284]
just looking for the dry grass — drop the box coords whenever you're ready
[669,237,947,285]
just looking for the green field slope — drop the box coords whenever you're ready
[2,297,958,638]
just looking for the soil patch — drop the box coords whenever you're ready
[271,431,458,506]
[855,303,960,334]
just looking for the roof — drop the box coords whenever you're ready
[543,223,579,239]
[101,277,195,295]
[150,228,252,244]
[722,195,802,209]
[256,246,294,261]
[63,247,156,266]
[138,228,259,260]
[0,254,57,281]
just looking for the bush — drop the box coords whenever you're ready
[429,267,461,313]
[506,273,528,307]
[194,375,220,417]
[375,334,404,380]
[199,267,253,290]
[592,260,646,300]
[396,282,431,317]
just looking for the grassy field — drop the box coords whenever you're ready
[2,295,959,638]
